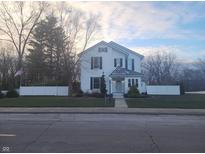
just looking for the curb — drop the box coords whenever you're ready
[1,111,205,116]
[1,108,205,115]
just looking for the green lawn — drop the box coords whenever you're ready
[0,97,114,107]
[126,94,205,109]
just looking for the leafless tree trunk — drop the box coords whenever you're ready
[0,1,47,70]
[56,3,100,94]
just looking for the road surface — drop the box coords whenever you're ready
[0,113,205,152]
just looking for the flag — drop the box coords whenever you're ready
[15,68,23,77]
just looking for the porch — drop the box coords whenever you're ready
[108,66,143,95]
[110,77,125,98]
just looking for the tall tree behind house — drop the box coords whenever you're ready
[26,15,67,84]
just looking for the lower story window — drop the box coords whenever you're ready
[91,77,101,89]
[94,77,100,89]
[128,78,138,87]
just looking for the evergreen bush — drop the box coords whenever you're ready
[126,86,140,98]
[6,90,19,98]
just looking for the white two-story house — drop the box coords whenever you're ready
[79,41,145,95]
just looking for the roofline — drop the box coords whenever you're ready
[108,41,144,59]
[78,40,144,59]
[109,74,143,78]
[78,41,108,57]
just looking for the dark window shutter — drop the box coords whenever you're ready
[100,57,102,69]
[132,79,134,86]
[90,77,93,89]
[125,58,128,69]
[135,79,138,87]
[128,79,131,87]
[114,58,116,67]
[91,57,93,69]
[132,59,134,71]
[120,58,123,67]
[99,78,101,89]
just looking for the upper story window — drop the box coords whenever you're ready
[114,58,123,67]
[91,57,102,69]
[128,58,135,71]
[98,47,108,52]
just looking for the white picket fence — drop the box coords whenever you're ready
[19,86,69,96]
[146,85,180,95]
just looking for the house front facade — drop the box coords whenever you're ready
[79,41,145,95]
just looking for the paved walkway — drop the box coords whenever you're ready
[1,107,205,115]
[115,98,128,108]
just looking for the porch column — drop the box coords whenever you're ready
[109,78,112,94]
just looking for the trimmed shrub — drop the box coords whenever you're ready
[180,82,185,95]
[71,81,84,97]
[72,89,84,97]
[6,90,19,98]
[126,86,140,98]
[84,92,104,98]
[100,74,107,95]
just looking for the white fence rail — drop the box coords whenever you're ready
[20,86,69,96]
[185,91,205,94]
[146,85,180,95]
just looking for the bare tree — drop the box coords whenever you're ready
[143,51,180,85]
[0,1,47,69]
[0,46,17,90]
[195,57,205,74]
[55,3,100,93]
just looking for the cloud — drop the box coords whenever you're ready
[67,1,205,41]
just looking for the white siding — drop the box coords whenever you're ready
[80,42,143,93]
[80,44,127,93]
[127,52,141,72]
[125,77,142,93]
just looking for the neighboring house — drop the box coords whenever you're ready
[79,41,145,94]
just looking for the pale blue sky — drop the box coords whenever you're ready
[72,1,205,62]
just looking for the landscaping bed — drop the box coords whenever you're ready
[0,96,114,107]
[126,94,205,109]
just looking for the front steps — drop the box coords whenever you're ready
[113,93,124,98]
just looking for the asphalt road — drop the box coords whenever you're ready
[0,113,205,153]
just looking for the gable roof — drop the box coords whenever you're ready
[110,66,143,78]
[78,41,107,57]
[78,40,144,59]
[108,41,144,59]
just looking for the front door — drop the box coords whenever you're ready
[116,81,122,93]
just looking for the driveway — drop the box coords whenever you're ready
[0,113,205,152]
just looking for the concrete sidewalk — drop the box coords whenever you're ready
[1,107,205,115]
[115,98,128,108]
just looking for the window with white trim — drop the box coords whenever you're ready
[127,78,138,88]
[91,57,102,69]
[90,77,101,89]
[98,47,108,52]
[93,57,100,68]
[114,58,123,67]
